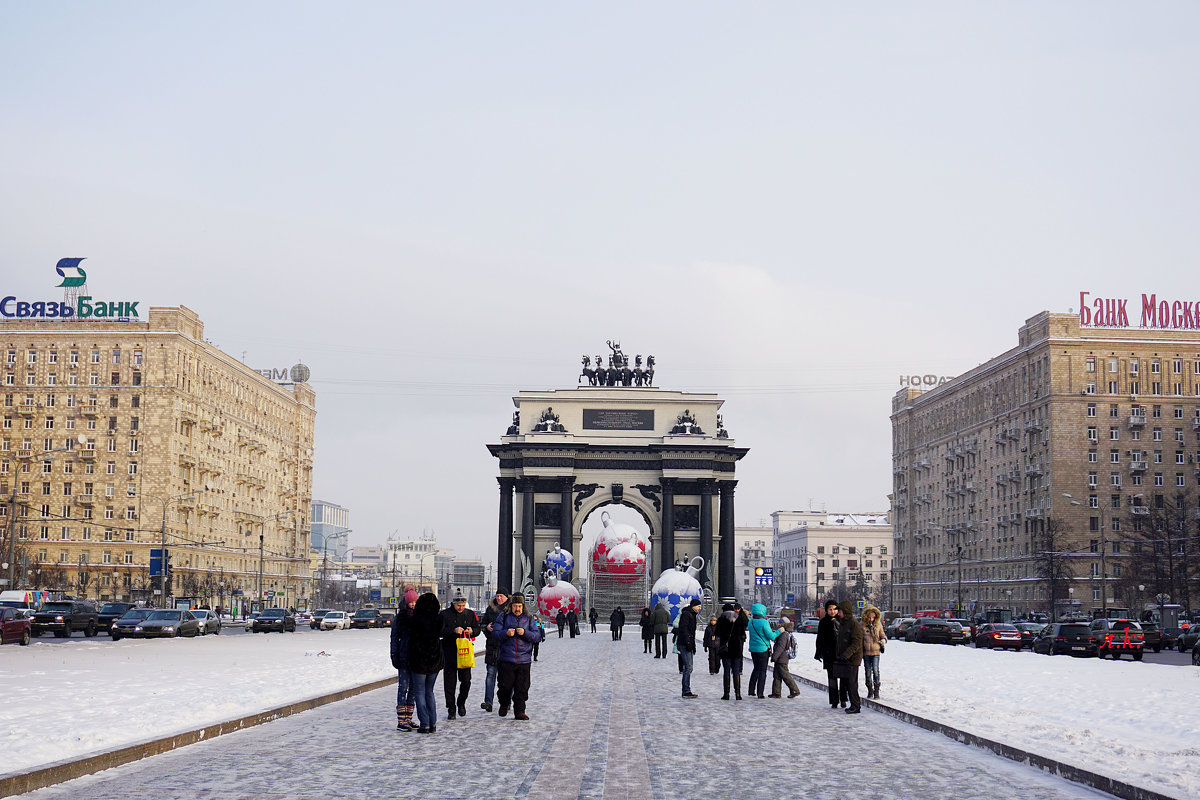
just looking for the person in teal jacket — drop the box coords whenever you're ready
[746,602,779,699]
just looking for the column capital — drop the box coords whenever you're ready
[699,479,717,495]
[498,476,517,489]
[661,476,679,489]
[719,479,738,495]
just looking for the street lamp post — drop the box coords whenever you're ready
[155,488,207,605]
[245,510,294,610]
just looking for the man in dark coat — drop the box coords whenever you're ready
[677,597,701,698]
[814,599,843,708]
[589,607,598,633]
[651,602,671,658]
[566,608,579,637]
[478,589,509,713]
[440,593,481,720]
[833,600,864,714]
[555,610,567,637]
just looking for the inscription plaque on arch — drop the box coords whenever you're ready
[583,409,654,431]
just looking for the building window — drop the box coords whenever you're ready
[1086,358,1096,372]
[1088,472,1098,487]
[1087,426,1098,442]
[1110,427,1119,441]
[1110,450,1120,463]
[1087,403,1097,418]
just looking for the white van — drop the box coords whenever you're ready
[0,590,51,613]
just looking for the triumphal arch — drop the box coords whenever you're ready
[487,343,749,606]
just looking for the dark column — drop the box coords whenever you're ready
[497,477,515,590]
[520,479,535,586]
[660,477,677,573]
[559,477,574,568]
[699,479,715,590]
[718,480,737,602]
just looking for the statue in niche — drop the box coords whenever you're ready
[505,411,520,436]
[532,406,567,433]
[716,414,729,439]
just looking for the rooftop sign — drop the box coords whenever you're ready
[1079,292,1199,330]
[1,258,140,321]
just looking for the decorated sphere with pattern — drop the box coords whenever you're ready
[537,578,581,620]
[650,567,703,623]
[601,540,646,582]
[544,545,575,582]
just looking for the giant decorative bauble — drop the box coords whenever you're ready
[537,572,582,621]
[602,539,646,583]
[650,556,705,623]
[544,543,575,582]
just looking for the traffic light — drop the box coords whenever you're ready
[163,550,172,594]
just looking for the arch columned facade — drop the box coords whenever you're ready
[487,387,748,603]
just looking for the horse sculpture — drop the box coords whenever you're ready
[579,355,598,386]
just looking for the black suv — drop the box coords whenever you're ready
[30,600,99,638]
[252,608,296,633]
[349,608,381,629]
[98,602,138,636]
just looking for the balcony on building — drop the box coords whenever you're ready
[1129,414,1146,428]
[1130,460,1147,472]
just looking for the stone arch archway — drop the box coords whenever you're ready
[488,384,748,605]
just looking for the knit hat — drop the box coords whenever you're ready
[495,588,510,597]
[689,597,702,608]
[453,593,467,603]
[403,589,418,605]
[722,603,734,612]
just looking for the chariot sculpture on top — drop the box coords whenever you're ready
[579,340,655,387]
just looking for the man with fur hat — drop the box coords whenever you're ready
[833,599,864,714]
[440,593,481,720]
[478,588,509,713]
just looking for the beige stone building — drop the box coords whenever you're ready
[771,511,892,612]
[891,310,1200,618]
[1,306,315,610]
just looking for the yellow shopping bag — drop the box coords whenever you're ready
[456,636,475,669]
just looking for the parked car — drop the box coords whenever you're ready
[947,618,974,645]
[0,607,31,646]
[1159,627,1182,651]
[1014,623,1046,649]
[974,623,1023,650]
[110,608,156,640]
[378,611,396,627]
[320,610,351,630]
[888,617,918,641]
[191,609,222,635]
[1138,622,1163,653]
[1176,625,1200,653]
[798,618,821,634]
[132,609,201,639]
[906,618,956,644]
[97,602,137,636]
[1089,618,1144,660]
[1032,623,1097,656]
[30,600,99,638]
[252,608,296,633]
[349,608,381,629]
[309,609,334,630]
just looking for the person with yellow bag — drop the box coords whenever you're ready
[439,593,481,720]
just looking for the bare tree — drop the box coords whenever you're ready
[1126,490,1199,617]
[1034,516,1078,622]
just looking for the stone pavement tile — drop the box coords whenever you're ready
[15,631,1107,800]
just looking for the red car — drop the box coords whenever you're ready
[974,623,1023,650]
[0,607,32,646]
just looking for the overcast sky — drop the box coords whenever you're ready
[3,4,1198,565]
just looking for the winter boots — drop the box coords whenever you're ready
[866,681,880,699]
[396,704,416,731]
[734,675,743,701]
[722,673,731,700]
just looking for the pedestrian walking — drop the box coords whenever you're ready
[746,602,779,699]
[815,599,844,708]
[677,597,701,698]
[768,618,801,698]
[702,615,720,675]
[389,589,420,729]
[589,607,598,633]
[555,610,567,638]
[861,605,887,699]
[407,592,444,733]
[567,609,579,637]
[440,593,481,720]
[833,600,864,714]
[478,588,510,713]
[609,607,625,640]
[715,602,748,700]
[491,593,543,720]
[651,601,670,658]
[638,607,653,653]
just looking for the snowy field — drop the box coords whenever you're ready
[1,631,1198,798]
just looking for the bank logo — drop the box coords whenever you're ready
[55,257,87,287]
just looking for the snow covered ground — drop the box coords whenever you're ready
[1,631,1197,798]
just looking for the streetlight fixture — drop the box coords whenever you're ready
[245,510,295,611]
[1063,492,1106,618]
[152,485,208,605]
[6,435,87,590]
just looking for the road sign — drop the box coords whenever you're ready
[785,593,795,604]
[266,591,275,599]
[857,599,866,609]
[149,548,168,577]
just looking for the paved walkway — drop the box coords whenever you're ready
[19,631,1106,800]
